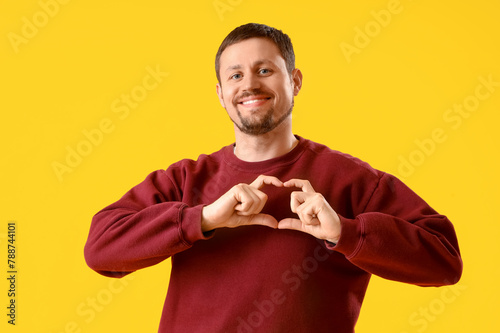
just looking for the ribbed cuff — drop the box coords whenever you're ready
[326,215,364,259]
[179,204,214,245]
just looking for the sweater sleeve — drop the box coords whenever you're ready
[331,172,463,287]
[84,169,212,278]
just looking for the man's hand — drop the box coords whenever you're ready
[278,179,342,244]
[201,175,284,232]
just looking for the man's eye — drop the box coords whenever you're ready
[230,73,242,80]
[259,68,271,75]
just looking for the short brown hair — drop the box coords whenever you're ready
[215,23,295,83]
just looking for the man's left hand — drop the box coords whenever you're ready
[278,179,341,244]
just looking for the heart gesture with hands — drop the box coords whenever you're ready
[201,175,341,244]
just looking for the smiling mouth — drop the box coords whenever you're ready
[239,97,271,106]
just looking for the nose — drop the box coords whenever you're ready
[242,73,261,91]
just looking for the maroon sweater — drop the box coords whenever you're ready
[84,136,462,332]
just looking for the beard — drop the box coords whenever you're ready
[233,99,294,136]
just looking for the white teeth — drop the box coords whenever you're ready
[242,99,266,105]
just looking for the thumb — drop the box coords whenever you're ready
[236,213,278,229]
[277,218,304,231]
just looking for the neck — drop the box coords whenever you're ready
[233,120,298,162]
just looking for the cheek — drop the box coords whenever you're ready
[273,78,294,99]
[277,86,294,104]
[221,86,236,103]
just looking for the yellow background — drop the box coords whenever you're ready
[1,0,499,332]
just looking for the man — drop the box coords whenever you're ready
[84,23,462,332]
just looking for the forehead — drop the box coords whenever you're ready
[220,37,286,70]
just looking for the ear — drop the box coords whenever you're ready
[291,68,303,96]
[216,83,226,108]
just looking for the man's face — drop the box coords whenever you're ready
[216,37,302,136]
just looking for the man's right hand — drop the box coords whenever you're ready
[201,175,283,232]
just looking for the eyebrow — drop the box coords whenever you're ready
[225,65,242,72]
[224,60,273,72]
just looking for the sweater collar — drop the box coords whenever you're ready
[222,135,308,173]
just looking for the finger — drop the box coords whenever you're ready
[249,175,283,190]
[233,185,257,213]
[234,188,261,215]
[289,191,313,213]
[296,194,322,225]
[283,179,315,193]
[297,205,320,225]
[234,185,267,215]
